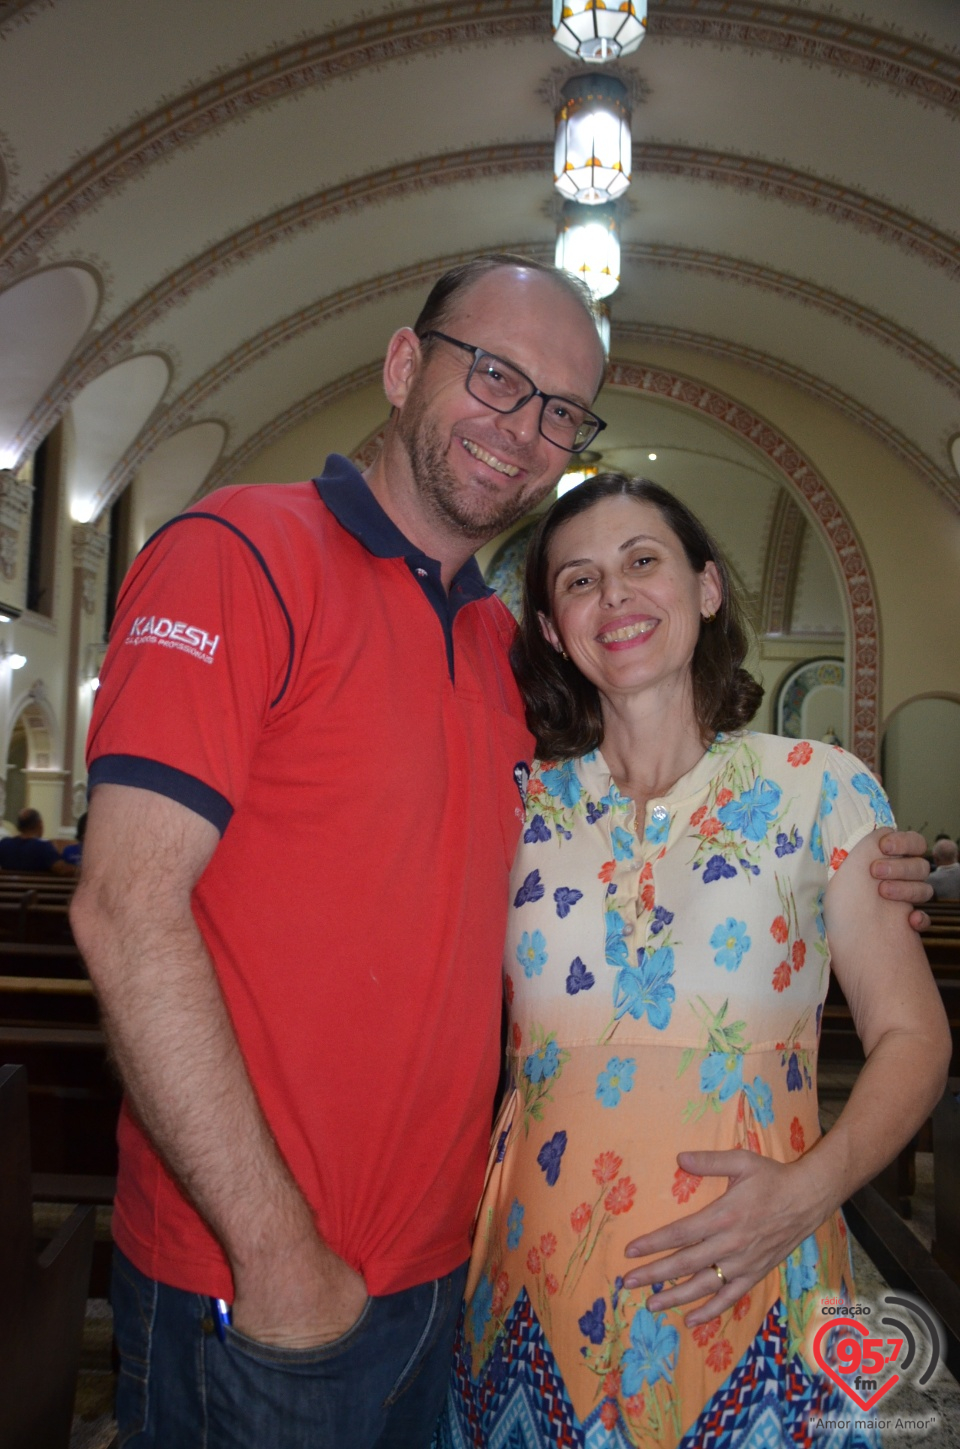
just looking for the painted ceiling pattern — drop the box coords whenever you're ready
[0,0,957,680]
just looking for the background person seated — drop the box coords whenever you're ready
[929,837,960,900]
[61,811,86,869]
[0,808,76,875]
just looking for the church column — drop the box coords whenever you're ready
[61,523,108,829]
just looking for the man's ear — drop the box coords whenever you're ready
[382,327,422,408]
[538,611,563,654]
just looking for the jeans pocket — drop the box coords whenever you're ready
[111,1253,157,1445]
[223,1295,374,1368]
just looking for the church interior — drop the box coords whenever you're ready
[1,1,959,1444]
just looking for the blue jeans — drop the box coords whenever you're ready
[111,1248,468,1448]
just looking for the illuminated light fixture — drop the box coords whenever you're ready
[90,677,100,691]
[6,651,26,669]
[553,0,647,63]
[596,301,611,357]
[558,452,601,498]
[554,74,631,205]
[556,200,620,300]
[70,499,95,524]
[648,452,657,460]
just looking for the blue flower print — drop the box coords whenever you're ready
[523,815,551,844]
[614,946,675,1029]
[744,1075,774,1126]
[820,771,839,818]
[516,929,547,979]
[786,1053,803,1091]
[775,827,803,857]
[605,909,630,969]
[717,777,782,842]
[621,1307,680,1395]
[809,822,825,863]
[524,1038,560,1084]
[700,1051,743,1101]
[537,1131,567,1186]
[611,1275,624,1310]
[650,905,674,936]
[785,1234,820,1298]
[601,782,629,810]
[611,826,634,861]
[579,1298,606,1345]
[645,813,669,846]
[851,772,895,828]
[514,870,545,908]
[596,1056,637,1107]
[506,1198,524,1251]
[470,1273,493,1340]
[702,853,738,884]
[540,761,582,809]
[586,800,607,825]
[566,956,595,994]
[554,885,583,919]
[709,918,751,971]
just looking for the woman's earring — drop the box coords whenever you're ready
[560,648,569,660]
[702,611,716,623]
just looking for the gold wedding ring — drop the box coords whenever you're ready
[710,1262,726,1285]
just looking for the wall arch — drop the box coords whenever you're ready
[4,686,61,772]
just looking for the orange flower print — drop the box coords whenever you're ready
[492,1271,509,1315]
[770,915,789,943]
[830,847,848,871]
[504,974,514,1005]
[772,960,792,992]
[603,1370,621,1396]
[706,1338,734,1373]
[693,1317,721,1346]
[540,1232,557,1259]
[690,805,707,826]
[598,859,616,883]
[571,1202,592,1233]
[788,741,813,767]
[526,1247,541,1274]
[545,1272,559,1296]
[593,1151,623,1185]
[641,882,656,911]
[625,1394,646,1419]
[716,787,733,807]
[700,817,722,837]
[733,1293,752,1321]
[604,1177,637,1215]
[746,1129,761,1154]
[790,1117,806,1154]
[527,776,545,797]
[792,940,806,972]
[512,1022,522,1049]
[600,1401,619,1430]
[672,1167,703,1204]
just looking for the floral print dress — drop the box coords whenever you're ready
[438,732,892,1449]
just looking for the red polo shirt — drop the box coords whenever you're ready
[87,456,532,1298]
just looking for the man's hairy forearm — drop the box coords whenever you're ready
[73,878,318,1272]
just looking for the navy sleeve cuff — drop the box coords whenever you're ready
[87,755,234,835]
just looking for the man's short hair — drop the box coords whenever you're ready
[413,253,599,349]
[933,838,959,865]
[17,807,42,834]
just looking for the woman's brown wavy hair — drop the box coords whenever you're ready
[511,473,764,760]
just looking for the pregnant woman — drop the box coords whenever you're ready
[439,475,950,1448]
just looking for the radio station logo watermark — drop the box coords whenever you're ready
[809,1291,944,1438]
[125,615,220,664]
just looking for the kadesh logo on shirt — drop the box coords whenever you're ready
[125,615,220,664]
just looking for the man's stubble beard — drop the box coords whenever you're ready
[396,388,558,544]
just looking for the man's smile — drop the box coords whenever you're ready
[460,437,521,478]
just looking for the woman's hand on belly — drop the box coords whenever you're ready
[619,1146,831,1327]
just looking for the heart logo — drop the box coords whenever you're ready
[812,1318,900,1412]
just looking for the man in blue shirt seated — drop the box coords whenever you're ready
[0,808,76,875]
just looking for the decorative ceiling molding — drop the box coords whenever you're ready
[605,360,880,767]
[194,360,384,503]
[0,1,546,280]
[3,1,957,283]
[614,321,958,510]
[621,242,960,396]
[761,491,806,635]
[650,2,960,118]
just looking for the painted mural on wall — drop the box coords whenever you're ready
[485,521,537,622]
[776,658,845,745]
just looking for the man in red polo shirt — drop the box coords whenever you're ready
[71,257,931,1449]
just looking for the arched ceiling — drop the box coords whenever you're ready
[0,0,957,592]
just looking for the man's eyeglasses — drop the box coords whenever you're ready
[418,331,606,454]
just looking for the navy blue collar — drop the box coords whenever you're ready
[313,454,492,605]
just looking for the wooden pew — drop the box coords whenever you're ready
[0,1063,95,1449]
[932,1079,960,1285]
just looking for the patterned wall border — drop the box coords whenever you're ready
[614,321,958,510]
[604,361,879,766]
[760,491,806,635]
[13,134,960,464]
[2,0,957,279]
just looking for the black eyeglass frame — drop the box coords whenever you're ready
[418,330,606,455]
